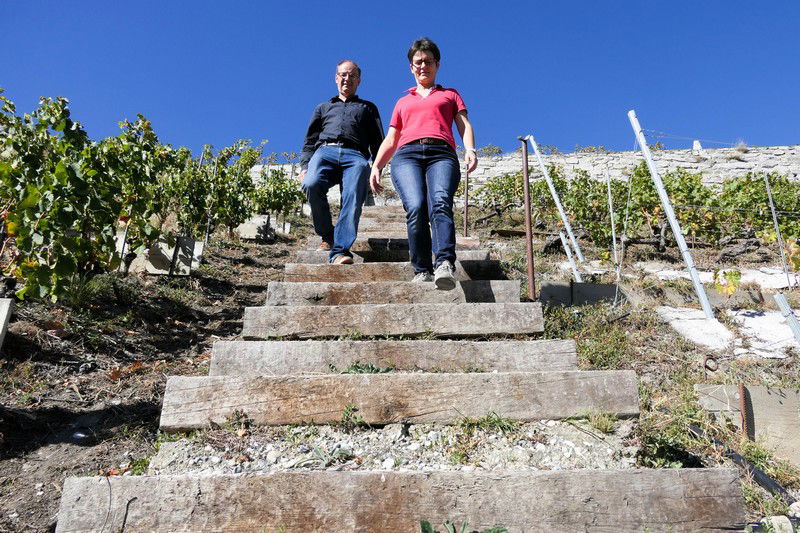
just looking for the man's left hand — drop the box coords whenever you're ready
[465,151,478,173]
[298,168,307,183]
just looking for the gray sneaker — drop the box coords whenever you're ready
[411,271,433,283]
[434,261,456,291]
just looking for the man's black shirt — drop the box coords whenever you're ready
[300,95,384,169]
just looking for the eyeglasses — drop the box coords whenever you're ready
[412,59,437,68]
[336,72,359,79]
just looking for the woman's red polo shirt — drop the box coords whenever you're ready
[389,85,467,150]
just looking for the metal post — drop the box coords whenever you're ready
[560,231,583,282]
[605,166,619,266]
[763,172,793,289]
[627,110,714,319]
[463,169,470,237]
[773,292,800,346]
[527,134,585,263]
[518,137,536,301]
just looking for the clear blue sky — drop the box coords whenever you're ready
[3,1,798,158]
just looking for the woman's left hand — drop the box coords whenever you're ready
[465,151,478,173]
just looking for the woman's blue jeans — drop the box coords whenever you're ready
[303,145,369,262]
[390,143,461,274]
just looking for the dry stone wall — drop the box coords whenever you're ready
[253,145,800,188]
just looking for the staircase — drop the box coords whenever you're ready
[55,205,745,532]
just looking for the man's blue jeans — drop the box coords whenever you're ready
[390,143,461,274]
[303,145,370,262]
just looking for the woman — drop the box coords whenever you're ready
[370,37,477,290]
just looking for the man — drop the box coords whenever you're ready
[299,60,384,264]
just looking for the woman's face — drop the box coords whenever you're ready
[410,50,439,86]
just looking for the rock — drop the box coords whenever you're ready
[266,450,280,464]
[761,516,794,533]
[382,457,394,469]
[788,501,800,518]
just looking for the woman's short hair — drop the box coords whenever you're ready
[407,37,440,64]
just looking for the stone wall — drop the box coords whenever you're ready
[251,144,800,190]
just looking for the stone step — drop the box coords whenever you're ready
[304,235,481,251]
[293,249,491,263]
[159,370,639,430]
[265,280,520,305]
[56,469,744,532]
[209,339,577,375]
[283,260,502,282]
[242,302,543,339]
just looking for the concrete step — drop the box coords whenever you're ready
[265,280,520,305]
[293,249,491,264]
[57,470,744,532]
[304,235,481,251]
[362,205,405,215]
[283,260,502,282]
[242,302,543,339]
[159,370,639,430]
[209,339,577,375]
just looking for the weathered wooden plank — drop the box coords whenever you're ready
[696,384,800,465]
[362,205,405,215]
[359,221,408,232]
[159,371,638,429]
[266,280,520,305]
[56,469,744,533]
[283,260,502,282]
[242,302,543,338]
[0,298,13,349]
[304,235,481,251]
[293,249,491,264]
[210,339,578,375]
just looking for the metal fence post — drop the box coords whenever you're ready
[518,137,536,301]
[628,110,714,319]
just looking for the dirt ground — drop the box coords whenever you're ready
[0,225,307,532]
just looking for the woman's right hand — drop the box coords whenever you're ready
[369,166,384,194]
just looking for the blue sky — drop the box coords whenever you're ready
[3,1,798,158]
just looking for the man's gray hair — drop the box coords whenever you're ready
[336,59,361,78]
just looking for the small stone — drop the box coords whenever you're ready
[546,420,556,427]
[407,442,421,451]
[210,456,221,464]
[789,501,800,518]
[382,457,394,469]
[266,450,280,464]
[35,483,43,489]
[534,443,546,452]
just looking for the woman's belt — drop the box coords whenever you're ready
[408,137,449,145]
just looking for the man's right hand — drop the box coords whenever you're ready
[369,166,384,194]
[298,168,307,183]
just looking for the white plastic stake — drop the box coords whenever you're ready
[527,135,585,263]
[628,110,714,319]
[605,166,619,266]
[560,231,583,282]
[773,292,800,346]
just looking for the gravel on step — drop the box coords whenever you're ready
[148,419,639,476]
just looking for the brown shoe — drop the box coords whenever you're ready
[332,255,354,265]
[318,240,332,251]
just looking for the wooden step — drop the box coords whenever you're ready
[304,235,481,251]
[293,249,491,264]
[362,205,404,215]
[265,280,520,305]
[242,302,543,339]
[360,223,408,233]
[159,370,639,430]
[283,261,502,282]
[56,469,744,532]
[209,339,578,375]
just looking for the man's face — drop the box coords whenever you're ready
[336,62,360,99]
